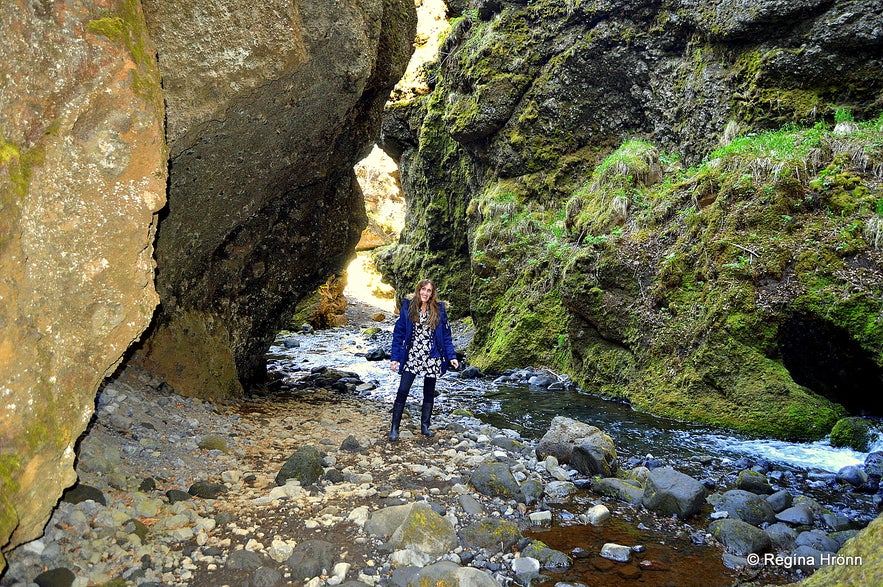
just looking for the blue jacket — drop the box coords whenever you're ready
[391,298,458,375]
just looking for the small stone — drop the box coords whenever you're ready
[188,480,228,499]
[197,434,228,452]
[600,543,631,563]
[512,556,541,575]
[166,489,192,503]
[340,435,362,452]
[585,504,610,526]
[139,477,157,492]
[34,567,76,587]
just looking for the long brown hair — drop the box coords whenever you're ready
[408,279,440,329]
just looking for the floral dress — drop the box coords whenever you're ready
[403,310,442,378]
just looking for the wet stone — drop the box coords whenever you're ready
[775,504,814,526]
[600,543,631,563]
[34,567,76,587]
[189,480,228,499]
[61,484,107,506]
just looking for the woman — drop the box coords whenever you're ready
[388,279,459,441]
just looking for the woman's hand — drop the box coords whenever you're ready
[390,361,400,372]
[450,359,459,370]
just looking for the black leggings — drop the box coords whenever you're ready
[395,371,436,404]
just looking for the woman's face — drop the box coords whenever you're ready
[418,283,434,304]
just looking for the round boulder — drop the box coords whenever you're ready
[275,445,323,487]
[460,517,522,553]
[715,490,775,526]
[830,417,873,451]
[388,502,458,557]
[287,540,336,580]
[641,467,707,519]
[736,470,773,494]
[709,518,771,556]
[536,416,616,470]
[469,461,520,499]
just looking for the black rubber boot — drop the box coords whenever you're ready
[388,402,405,441]
[420,401,435,437]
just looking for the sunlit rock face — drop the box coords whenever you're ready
[132,0,416,398]
[0,0,167,566]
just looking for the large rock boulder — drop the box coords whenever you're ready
[365,502,458,558]
[130,0,417,397]
[0,0,166,566]
[714,489,776,526]
[709,518,772,556]
[535,416,618,476]
[275,446,324,487]
[592,478,644,505]
[469,461,521,499]
[641,467,707,519]
[385,502,458,557]
[459,517,522,553]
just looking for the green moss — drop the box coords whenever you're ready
[0,136,19,165]
[565,140,663,241]
[1,134,45,204]
[800,514,883,586]
[0,455,21,568]
[829,417,874,451]
[626,336,844,440]
[197,434,228,453]
[87,1,165,122]
[470,289,567,371]
[731,48,825,127]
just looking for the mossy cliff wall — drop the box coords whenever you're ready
[377,0,883,438]
[0,0,167,567]
[130,0,417,398]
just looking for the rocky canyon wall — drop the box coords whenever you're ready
[0,0,167,567]
[131,0,417,398]
[1,0,416,569]
[377,0,883,435]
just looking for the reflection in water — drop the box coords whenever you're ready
[526,518,733,587]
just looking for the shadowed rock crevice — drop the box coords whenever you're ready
[780,313,883,417]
